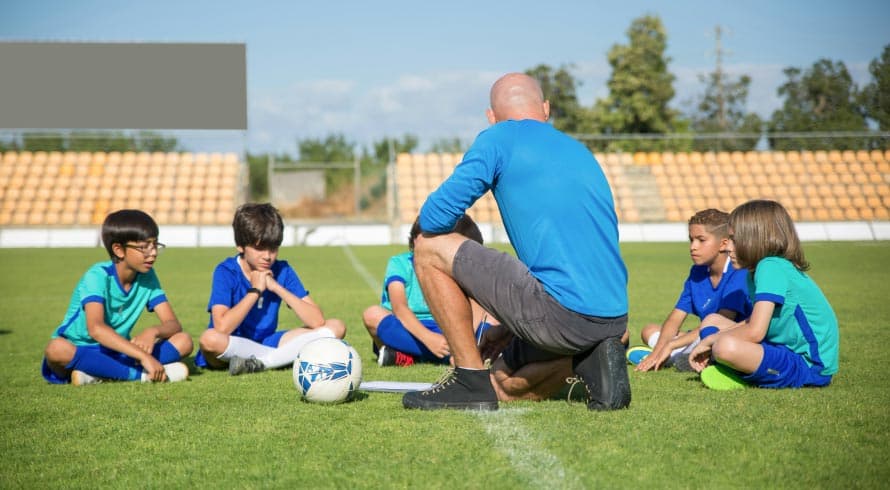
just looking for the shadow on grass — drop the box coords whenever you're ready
[0,330,11,335]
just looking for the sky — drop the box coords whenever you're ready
[1,0,888,154]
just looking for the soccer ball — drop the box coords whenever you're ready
[293,338,362,404]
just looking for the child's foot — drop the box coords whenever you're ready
[700,364,747,391]
[142,362,190,382]
[625,346,652,366]
[228,356,265,376]
[71,370,102,386]
[377,346,417,367]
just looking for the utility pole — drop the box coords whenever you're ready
[714,25,727,131]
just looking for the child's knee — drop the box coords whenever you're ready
[640,324,660,343]
[199,329,228,355]
[326,318,347,338]
[44,338,75,364]
[170,332,194,356]
[711,336,741,363]
[362,306,383,331]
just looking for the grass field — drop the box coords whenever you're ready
[1,241,889,489]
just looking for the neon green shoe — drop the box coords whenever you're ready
[625,346,652,365]
[700,364,748,391]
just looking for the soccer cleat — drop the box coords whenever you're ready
[228,356,265,376]
[572,337,632,411]
[402,367,498,411]
[71,370,101,386]
[700,364,748,391]
[378,346,416,367]
[625,345,653,366]
[377,346,396,366]
[672,353,695,372]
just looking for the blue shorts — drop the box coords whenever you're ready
[376,314,449,363]
[742,341,833,388]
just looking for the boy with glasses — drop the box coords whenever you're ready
[42,209,193,385]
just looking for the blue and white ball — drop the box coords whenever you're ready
[293,338,362,404]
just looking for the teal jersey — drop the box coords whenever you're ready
[380,252,432,321]
[52,261,168,346]
[751,257,839,375]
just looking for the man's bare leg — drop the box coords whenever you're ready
[412,233,483,369]
[491,356,572,401]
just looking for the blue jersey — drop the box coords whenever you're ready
[419,119,627,317]
[751,257,839,376]
[205,256,309,340]
[380,252,432,320]
[675,261,752,321]
[52,261,168,346]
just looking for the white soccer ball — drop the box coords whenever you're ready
[293,338,362,404]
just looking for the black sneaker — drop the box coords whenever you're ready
[402,367,499,411]
[228,356,266,376]
[571,337,631,411]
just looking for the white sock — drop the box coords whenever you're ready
[218,335,276,362]
[647,331,661,349]
[648,331,697,363]
[258,327,336,369]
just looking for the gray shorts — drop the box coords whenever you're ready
[452,240,627,359]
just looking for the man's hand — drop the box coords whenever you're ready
[479,324,513,363]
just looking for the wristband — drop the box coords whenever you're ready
[246,288,262,296]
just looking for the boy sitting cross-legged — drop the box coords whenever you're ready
[42,209,193,385]
[197,203,346,375]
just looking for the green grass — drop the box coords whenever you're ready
[1,242,889,488]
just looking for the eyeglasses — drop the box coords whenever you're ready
[125,241,166,255]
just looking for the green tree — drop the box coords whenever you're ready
[428,137,465,154]
[861,44,890,131]
[297,134,355,162]
[768,59,868,150]
[525,64,592,133]
[372,134,418,163]
[689,71,763,151]
[592,15,681,151]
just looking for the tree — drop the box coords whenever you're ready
[525,64,591,133]
[689,71,763,151]
[861,44,890,131]
[371,134,418,163]
[297,134,355,162]
[592,15,682,151]
[768,59,868,150]
[428,137,465,154]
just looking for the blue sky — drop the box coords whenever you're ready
[2,0,888,153]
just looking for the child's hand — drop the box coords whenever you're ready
[131,329,159,354]
[249,270,272,291]
[264,275,283,295]
[479,324,513,363]
[635,346,669,372]
[422,332,451,359]
[688,342,711,373]
[141,356,167,382]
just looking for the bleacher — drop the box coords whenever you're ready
[395,150,890,224]
[0,151,242,226]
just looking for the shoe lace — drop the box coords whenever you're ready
[564,376,587,404]
[424,367,457,394]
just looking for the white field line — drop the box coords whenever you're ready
[341,244,576,488]
[476,409,581,489]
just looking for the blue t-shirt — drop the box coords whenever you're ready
[675,261,752,321]
[380,251,432,320]
[419,119,627,317]
[196,256,309,367]
[750,257,839,376]
[52,261,168,346]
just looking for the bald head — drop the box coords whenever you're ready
[487,73,550,124]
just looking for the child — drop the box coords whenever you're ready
[197,203,346,375]
[42,209,193,385]
[688,199,839,390]
[362,214,491,366]
[633,209,752,372]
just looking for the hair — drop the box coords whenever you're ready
[101,209,159,261]
[232,203,284,249]
[408,214,484,250]
[729,199,809,271]
[688,208,730,237]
